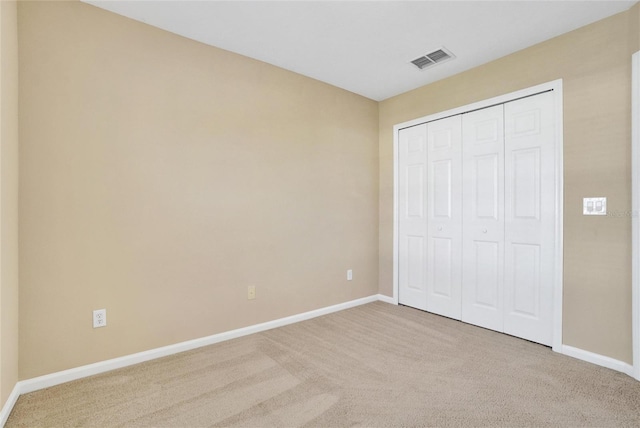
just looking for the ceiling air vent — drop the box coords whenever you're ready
[411,47,455,70]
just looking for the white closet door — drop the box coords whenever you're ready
[462,105,505,332]
[398,124,428,310]
[426,116,462,319]
[503,92,556,346]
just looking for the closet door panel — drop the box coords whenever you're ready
[399,124,428,310]
[426,116,462,319]
[504,92,555,346]
[474,241,500,307]
[461,105,505,332]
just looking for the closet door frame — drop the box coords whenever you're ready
[392,79,564,353]
[632,51,640,380]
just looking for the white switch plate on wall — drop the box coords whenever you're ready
[583,197,607,215]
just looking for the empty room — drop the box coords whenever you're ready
[1,0,640,426]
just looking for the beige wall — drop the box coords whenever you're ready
[1,0,20,406]
[18,1,379,379]
[631,3,640,54]
[379,10,636,363]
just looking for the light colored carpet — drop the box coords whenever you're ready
[7,302,640,427]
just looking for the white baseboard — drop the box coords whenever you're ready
[561,345,634,377]
[17,295,381,396]
[0,384,20,427]
[377,294,396,304]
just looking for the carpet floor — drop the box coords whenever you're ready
[6,301,640,427]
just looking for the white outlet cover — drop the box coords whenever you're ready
[583,197,607,215]
[93,309,107,328]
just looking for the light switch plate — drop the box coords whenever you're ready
[583,197,607,215]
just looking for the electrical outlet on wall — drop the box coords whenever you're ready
[93,309,107,328]
[247,286,256,300]
[347,269,353,281]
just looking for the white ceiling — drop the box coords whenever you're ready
[83,0,637,101]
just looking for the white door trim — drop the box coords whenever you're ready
[631,51,640,381]
[392,79,564,352]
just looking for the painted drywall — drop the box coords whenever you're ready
[1,0,19,406]
[18,1,379,379]
[631,3,640,54]
[379,10,635,363]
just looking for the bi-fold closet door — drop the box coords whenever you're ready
[397,115,462,316]
[398,91,556,346]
